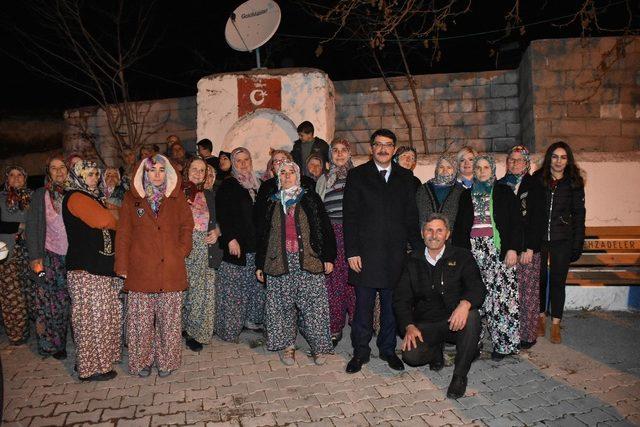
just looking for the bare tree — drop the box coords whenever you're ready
[4,0,161,163]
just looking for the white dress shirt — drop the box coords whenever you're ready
[425,245,446,266]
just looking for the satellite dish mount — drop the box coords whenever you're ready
[225,0,281,69]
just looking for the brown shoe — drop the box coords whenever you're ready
[537,316,546,337]
[550,323,561,344]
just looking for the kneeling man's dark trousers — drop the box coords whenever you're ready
[401,309,481,377]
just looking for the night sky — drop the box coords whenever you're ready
[1,0,636,115]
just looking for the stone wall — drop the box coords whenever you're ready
[333,70,521,155]
[58,36,639,169]
[63,96,196,167]
[522,37,640,153]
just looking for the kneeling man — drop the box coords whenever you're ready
[393,213,486,399]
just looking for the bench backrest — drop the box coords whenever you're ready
[573,226,640,267]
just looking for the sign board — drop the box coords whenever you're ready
[237,77,281,118]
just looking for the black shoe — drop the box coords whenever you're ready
[346,356,369,374]
[182,330,189,338]
[186,338,203,352]
[380,353,405,371]
[52,349,67,360]
[429,346,444,371]
[331,332,343,348]
[447,374,467,399]
[138,366,152,378]
[519,340,536,350]
[491,351,508,361]
[80,370,117,382]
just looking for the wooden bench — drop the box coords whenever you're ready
[566,226,640,286]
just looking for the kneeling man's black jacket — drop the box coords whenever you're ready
[393,245,487,331]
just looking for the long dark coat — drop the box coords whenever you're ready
[343,160,422,289]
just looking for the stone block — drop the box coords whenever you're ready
[478,98,506,111]
[621,121,640,137]
[448,99,476,112]
[493,137,519,151]
[434,87,463,100]
[507,123,521,137]
[367,103,396,117]
[505,70,519,84]
[585,120,621,136]
[567,103,601,118]
[491,84,518,98]
[551,119,588,135]
[449,73,477,86]
[492,110,519,124]
[150,413,186,427]
[479,124,506,138]
[448,125,478,139]
[506,97,520,109]
[462,85,492,99]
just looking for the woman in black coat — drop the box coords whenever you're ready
[255,161,336,366]
[498,146,546,350]
[214,147,265,342]
[460,154,523,361]
[533,141,585,344]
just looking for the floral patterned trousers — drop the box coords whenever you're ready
[471,236,520,355]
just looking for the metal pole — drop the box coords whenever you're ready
[255,47,261,69]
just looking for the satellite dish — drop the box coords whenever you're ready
[225,0,281,68]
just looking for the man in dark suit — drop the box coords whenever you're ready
[343,128,422,373]
[394,213,486,399]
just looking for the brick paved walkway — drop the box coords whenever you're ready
[2,310,639,426]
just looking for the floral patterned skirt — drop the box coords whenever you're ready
[325,223,355,336]
[127,291,183,374]
[265,252,332,354]
[35,249,70,355]
[471,236,520,355]
[214,253,265,342]
[0,240,30,343]
[67,270,121,378]
[517,252,541,343]
[183,231,216,344]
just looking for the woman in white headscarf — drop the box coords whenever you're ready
[214,147,265,342]
[255,161,336,365]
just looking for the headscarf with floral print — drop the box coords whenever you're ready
[231,147,261,200]
[143,155,167,216]
[182,158,208,203]
[471,154,496,222]
[3,166,32,213]
[272,161,305,213]
[67,160,102,199]
[502,145,531,191]
[428,155,458,187]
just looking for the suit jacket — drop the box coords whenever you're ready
[343,161,422,289]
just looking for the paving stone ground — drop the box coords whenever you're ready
[2,310,639,426]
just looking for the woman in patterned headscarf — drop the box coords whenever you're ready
[25,155,72,358]
[456,154,523,362]
[214,147,266,342]
[315,138,355,347]
[181,158,221,353]
[498,146,545,349]
[62,160,121,381]
[416,155,473,247]
[0,165,33,345]
[255,160,336,365]
[116,154,193,378]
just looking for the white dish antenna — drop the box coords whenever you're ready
[225,0,281,68]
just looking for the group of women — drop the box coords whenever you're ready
[0,136,585,380]
[416,142,585,359]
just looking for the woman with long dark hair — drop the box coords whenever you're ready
[533,141,585,344]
